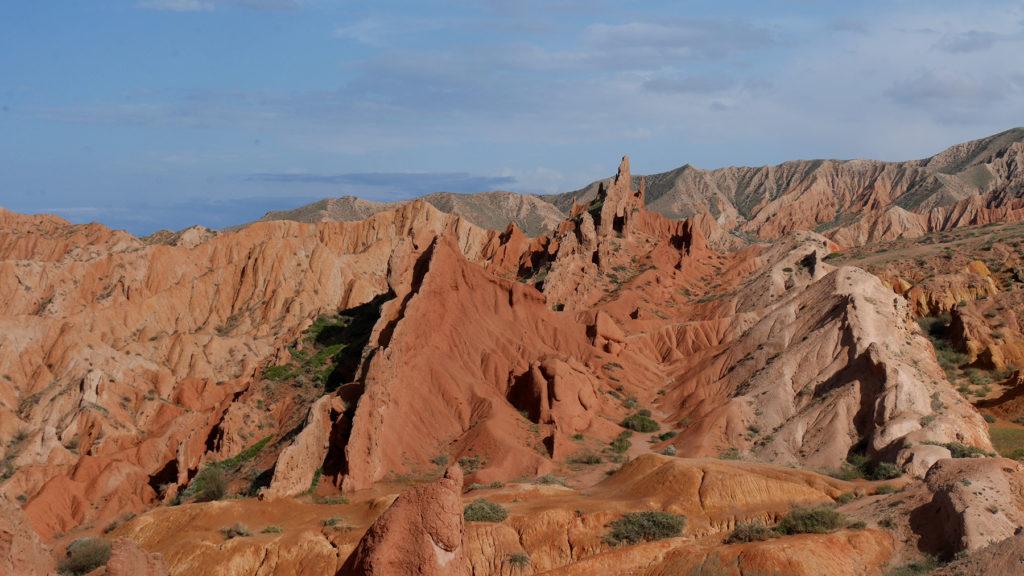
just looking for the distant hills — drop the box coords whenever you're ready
[259,128,1024,245]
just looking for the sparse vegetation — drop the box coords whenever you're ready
[922,441,991,458]
[883,557,942,576]
[726,520,774,543]
[467,481,505,492]
[775,505,845,535]
[58,538,111,576]
[604,511,686,545]
[610,430,633,454]
[621,411,660,433]
[312,494,349,505]
[464,499,508,523]
[836,492,860,505]
[261,525,284,534]
[990,427,1024,459]
[189,465,228,502]
[568,452,603,465]
[505,552,531,569]
[220,523,252,539]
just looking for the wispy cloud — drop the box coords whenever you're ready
[137,0,213,11]
[247,172,517,195]
[935,30,1001,53]
[643,73,736,95]
[138,0,298,12]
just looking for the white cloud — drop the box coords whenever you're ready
[138,0,298,11]
[137,0,213,11]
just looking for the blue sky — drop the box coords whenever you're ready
[2,1,1023,234]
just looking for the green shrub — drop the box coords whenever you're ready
[876,485,896,495]
[726,521,774,543]
[610,431,632,454]
[775,505,846,535]
[506,551,530,568]
[836,492,859,505]
[59,538,111,576]
[924,441,990,458]
[983,413,996,424]
[261,525,283,534]
[605,511,686,545]
[464,499,508,523]
[871,462,901,481]
[621,413,660,433]
[321,516,342,527]
[191,465,228,502]
[220,523,252,539]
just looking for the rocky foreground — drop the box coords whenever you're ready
[3,139,1024,575]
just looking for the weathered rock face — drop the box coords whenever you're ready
[931,531,1024,576]
[105,537,170,576]
[594,455,848,535]
[339,465,469,576]
[917,458,1024,556]
[646,232,990,474]
[0,492,55,576]
[0,200,505,538]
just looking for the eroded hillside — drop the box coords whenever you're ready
[2,150,1024,576]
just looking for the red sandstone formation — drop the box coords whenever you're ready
[339,465,468,576]
[2,136,1024,574]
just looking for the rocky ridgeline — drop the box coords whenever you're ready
[1,141,1023,574]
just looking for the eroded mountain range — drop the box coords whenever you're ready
[3,129,1024,575]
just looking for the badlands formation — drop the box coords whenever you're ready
[2,129,1024,575]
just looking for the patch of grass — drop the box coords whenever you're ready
[719,447,741,460]
[464,499,508,523]
[621,412,660,433]
[604,511,686,545]
[726,521,774,544]
[922,441,991,458]
[871,462,901,481]
[836,492,860,505]
[876,485,896,495]
[459,454,485,473]
[312,494,349,505]
[506,551,530,568]
[568,452,603,465]
[990,427,1024,458]
[775,505,845,535]
[466,481,505,492]
[261,525,283,534]
[188,465,228,502]
[533,473,566,486]
[610,430,633,454]
[58,538,111,576]
[883,557,942,576]
[321,516,343,527]
[219,523,252,539]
